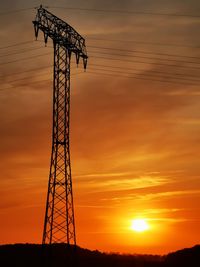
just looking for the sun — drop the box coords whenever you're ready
[131,219,149,232]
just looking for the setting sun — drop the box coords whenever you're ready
[131,219,149,233]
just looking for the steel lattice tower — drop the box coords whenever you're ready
[33,5,87,245]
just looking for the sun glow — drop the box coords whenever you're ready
[131,219,149,232]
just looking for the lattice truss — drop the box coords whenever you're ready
[33,5,87,245]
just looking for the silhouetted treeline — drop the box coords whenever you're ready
[0,243,199,267]
[164,245,200,267]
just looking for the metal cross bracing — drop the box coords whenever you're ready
[33,5,87,245]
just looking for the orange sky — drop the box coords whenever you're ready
[0,0,200,255]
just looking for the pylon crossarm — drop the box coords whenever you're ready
[33,5,88,68]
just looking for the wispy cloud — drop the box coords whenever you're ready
[77,174,171,192]
[148,217,189,223]
[142,208,183,214]
[138,189,200,201]
[76,172,132,178]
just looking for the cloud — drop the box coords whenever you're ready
[142,208,183,214]
[138,189,200,201]
[76,172,132,178]
[76,173,171,192]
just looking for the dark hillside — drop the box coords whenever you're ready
[164,245,200,267]
[0,243,199,267]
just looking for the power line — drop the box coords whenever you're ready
[1,42,200,78]
[1,61,200,87]
[89,64,200,83]
[3,42,199,85]
[0,5,199,19]
[90,68,200,84]
[50,6,200,19]
[0,64,81,79]
[0,40,200,63]
[0,52,51,66]
[2,48,200,71]
[1,48,200,80]
[1,40,200,81]
[88,45,200,61]
[0,41,34,50]
[91,55,200,70]
[0,46,49,58]
[88,37,200,49]
[2,42,199,61]
[1,39,200,60]
[1,67,77,82]
[0,72,84,91]
[1,61,199,88]
[1,53,198,82]
[90,63,200,80]
[87,70,199,87]
[0,43,200,72]
[0,65,52,78]
[0,78,52,91]
[0,7,34,16]
[4,72,51,84]
[90,50,200,65]
[2,70,198,91]
[1,50,200,81]
[1,63,200,86]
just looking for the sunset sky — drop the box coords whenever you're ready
[0,0,200,255]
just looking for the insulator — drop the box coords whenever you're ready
[76,53,80,65]
[83,57,87,70]
[33,22,39,40]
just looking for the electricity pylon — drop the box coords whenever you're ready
[33,5,87,245]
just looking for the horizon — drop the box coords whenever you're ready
[0,0,200,255]
[0,242,200,257]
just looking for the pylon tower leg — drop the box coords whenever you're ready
[42,42,76,245]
